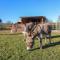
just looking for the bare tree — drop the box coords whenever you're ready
[57,16,60,30]
[0,19,2,23]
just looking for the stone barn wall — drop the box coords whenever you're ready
[16,16,48,33]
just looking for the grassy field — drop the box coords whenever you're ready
[0,31,60,60]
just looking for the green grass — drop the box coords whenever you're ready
[0,32,60,60]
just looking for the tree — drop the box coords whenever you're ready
[56,16,60,30]
[0,19,2,23]
[6,21,13,25]
[58,16,60,22]
[0,19,2,30]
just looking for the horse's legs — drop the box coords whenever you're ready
[31,38,34,48]
[38,33,43,49]
[46,33,51,44]
[49,35,51,44]
[40,38,42,49]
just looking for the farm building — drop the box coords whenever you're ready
[20,16,48,24]
[11,16,60,33]
[16,16,48,32]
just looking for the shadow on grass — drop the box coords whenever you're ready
[31,41,60,51]
[31,35,60,51]
[51,35,60,38]
[43,41,60,49]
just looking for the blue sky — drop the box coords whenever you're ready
[0,0,60,23]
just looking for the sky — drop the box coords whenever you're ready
[0,0,60,23]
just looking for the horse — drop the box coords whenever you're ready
[24,22,35,50]
[31,22,52,49]
[24,22,52,50]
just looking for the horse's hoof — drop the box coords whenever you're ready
[40,46,43,49]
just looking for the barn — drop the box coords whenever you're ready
[20,16,47,24]
[16,16,48,32]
